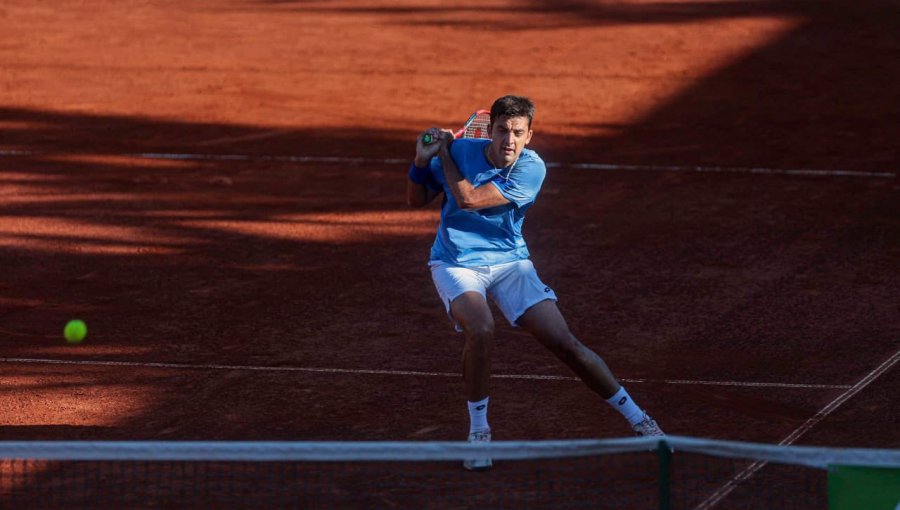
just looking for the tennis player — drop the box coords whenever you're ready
[407,95,664,471]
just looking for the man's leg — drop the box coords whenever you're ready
[449,291,495,403]
[517,299,619,398]
[517,299,664,436]
[449,291,495,470]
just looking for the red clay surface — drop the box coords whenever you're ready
[0,0,898,505]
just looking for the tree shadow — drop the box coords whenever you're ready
[227,0,900,171]
[529,0,900,171]
[0,106,412,160]
[0,108,451,447]
[0,0,895,437]
[0,426,117,440]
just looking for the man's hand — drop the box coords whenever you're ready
[438,129,455,158]
[415,128,453,167]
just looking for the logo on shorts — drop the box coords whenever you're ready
[618,397,628,406]
[544,287,551,293]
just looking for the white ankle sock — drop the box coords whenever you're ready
[467,397,490,433]
[606,386,645,426]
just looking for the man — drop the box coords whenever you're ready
[407,95,664,471]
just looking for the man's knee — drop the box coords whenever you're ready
[451,292,494,340]
[463,317,495,344]
[541,329,581,358]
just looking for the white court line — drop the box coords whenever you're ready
[565,162,897,179]
[0,357,850,390]
[692,347,900,510]
[0,149,895,179]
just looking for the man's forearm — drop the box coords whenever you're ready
[407,159,437,207]
[407,179,429,207]
[439,149,477,208]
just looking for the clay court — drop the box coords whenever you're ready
[1,0,898,506]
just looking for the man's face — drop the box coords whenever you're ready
[488,115,532,168]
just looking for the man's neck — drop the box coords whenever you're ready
[485,144,506,169]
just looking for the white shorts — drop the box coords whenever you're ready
[429,259,558,332]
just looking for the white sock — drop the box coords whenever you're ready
[467,397,490,433]
[606,386,645,426]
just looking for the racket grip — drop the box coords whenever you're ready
[422,133,433,144]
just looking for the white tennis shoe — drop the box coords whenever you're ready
[632,413,665,437]
[463,429,493,471]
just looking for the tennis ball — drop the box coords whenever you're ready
[64,319,87,344]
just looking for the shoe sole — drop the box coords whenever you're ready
[463,461,493,472]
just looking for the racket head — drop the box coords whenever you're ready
[454,109,491,140]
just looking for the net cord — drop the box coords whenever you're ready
[0,436,898,467]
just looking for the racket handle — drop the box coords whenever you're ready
[422,133,433,144]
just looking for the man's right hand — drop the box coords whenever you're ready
[415,128,452,167]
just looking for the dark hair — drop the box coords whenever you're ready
[490,95,535,127]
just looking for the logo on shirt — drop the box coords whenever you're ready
[475,405,486,411]
[618,397,628,406]
[544,287,551,293]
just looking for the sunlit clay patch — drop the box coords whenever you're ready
[41,154,194,169]
[0,217,191,255]
[179,210,440,243]
[0,121,54,131]
[538,16,802,137]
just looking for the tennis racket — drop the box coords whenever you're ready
[423,109,491,144]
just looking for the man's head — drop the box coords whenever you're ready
[487,95,534,168]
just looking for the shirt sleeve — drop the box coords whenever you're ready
[424,173,443,193]
[489,156,546,208]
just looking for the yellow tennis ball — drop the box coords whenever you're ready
[64,320,87,344]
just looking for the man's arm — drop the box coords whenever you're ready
[407,128,445,208]
[406,175,440,207]
[438,136,509,211]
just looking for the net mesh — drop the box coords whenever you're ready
[0,455,656,509]
[0,437,897,509]
[670,455,826,509]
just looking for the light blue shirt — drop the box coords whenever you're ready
[426,138,547,267]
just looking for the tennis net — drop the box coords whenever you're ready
[0,436,897,509]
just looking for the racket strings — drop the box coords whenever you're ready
[462,112,491,140]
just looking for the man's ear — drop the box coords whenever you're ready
[525,129,533,145]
